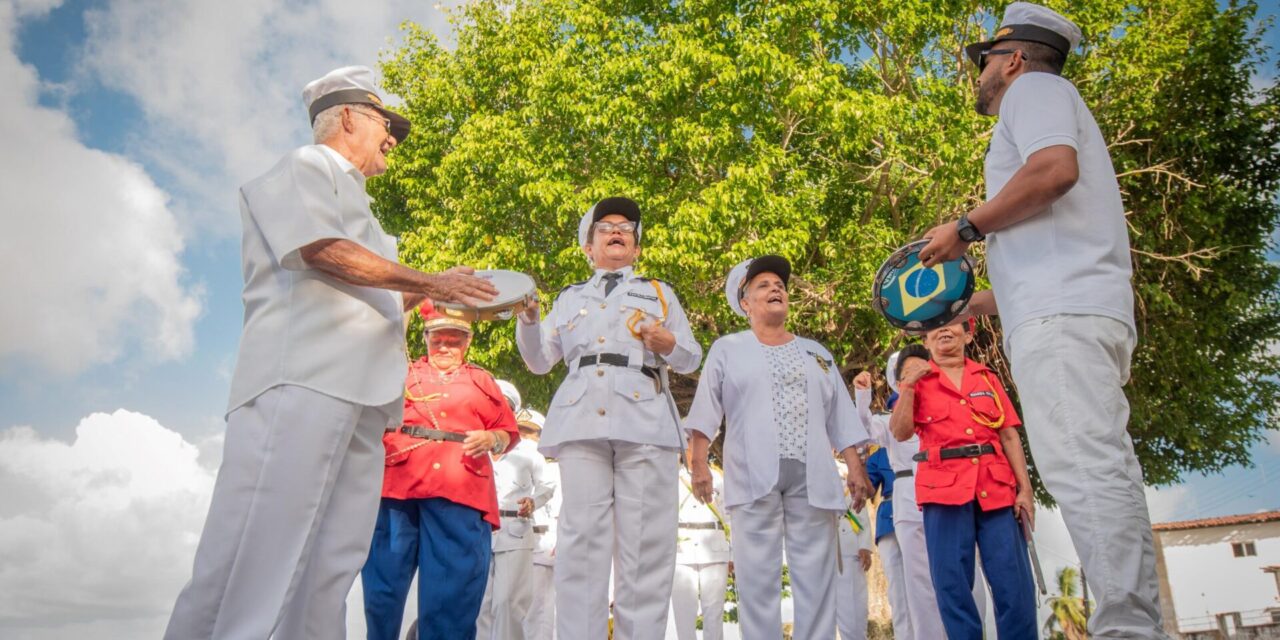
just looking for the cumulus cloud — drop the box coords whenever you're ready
[0,0,202,377]
[0,410,215,638]
[79,0,459,236]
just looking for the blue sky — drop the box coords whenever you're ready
[0,0,1277,637]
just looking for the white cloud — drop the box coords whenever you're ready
[79,0,460,236]
[0,410,215,638]
[0,0,202,377]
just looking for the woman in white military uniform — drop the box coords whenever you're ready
[670,463,731,640]
[685,255,873,640]
[516,197,703,640]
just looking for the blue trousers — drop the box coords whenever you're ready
[922,502,1038,640]
[362,497,491,640]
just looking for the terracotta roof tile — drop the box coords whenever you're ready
[1153,510,1280,531]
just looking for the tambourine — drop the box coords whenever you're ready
[872,240,975,332]
[435,270,536,322]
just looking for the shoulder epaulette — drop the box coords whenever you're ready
[557,279,590,295]
[635,276,676,289]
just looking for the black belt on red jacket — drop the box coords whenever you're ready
[578,353,659,380]
[400,426,467,443]
[912,443,996,462]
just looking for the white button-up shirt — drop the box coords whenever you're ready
[685,331,869,511]
[516,266,702,456]
[227,144,406,415]
[676,466,731,565]
[855,388,923,524]
[492,438,556,552]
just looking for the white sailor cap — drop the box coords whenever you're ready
[886,351,901,393]
[496,379,522,412]
[724,254,792,317]
[516,408,546,431]
[577,196,643,247]
[965,2,1082,66]
[302,65,411,143]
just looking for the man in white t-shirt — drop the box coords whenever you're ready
[164,65,496,640]
[917,4,1168,638]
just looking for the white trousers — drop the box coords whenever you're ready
[525,563,556,640]
[165,384,391,640]
[1008,314,1167,639]
[835,550,868,640]
[477,546,534,640]
[671,562,729,640]
[877,534,913,640]
[729,459,837,640]
[555,440,678,640]
[893,517,947,639]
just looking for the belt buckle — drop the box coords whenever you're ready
[961,443,982,457]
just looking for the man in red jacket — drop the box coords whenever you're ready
[890,319,1036,640]
[362,305,520,640]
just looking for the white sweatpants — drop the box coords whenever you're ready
[877,534,913,640]
[554,440,678,640]
[670,562,729,640]
[165,384,392,640]
[893,517,947,639]
[477,546,534,640]
[525,563,556,640]
[835,548,869,640]
[729,458,838,640]
[1008,314,1167,639]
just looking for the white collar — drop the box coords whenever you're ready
[591,265,635,287]
[317,144,367,186]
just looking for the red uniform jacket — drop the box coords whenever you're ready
[912,359,1022,511]
[382,359,520,528]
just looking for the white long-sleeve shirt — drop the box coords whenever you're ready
[492,438,556,552]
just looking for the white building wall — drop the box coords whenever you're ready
[1158,520,1280,633]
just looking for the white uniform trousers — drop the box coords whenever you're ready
[165,384,392,640]
[729,459,837,640]
[1008,314,1167,639]
[555,440,678,640]
[525,563,556,640]
[835,549,869,639]
[477,546,534,640]
[670,562,729,640]
[893,517,947,639]
[877,534,913,640]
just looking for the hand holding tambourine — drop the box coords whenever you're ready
[434,270,537,322]
[872,239,975,333]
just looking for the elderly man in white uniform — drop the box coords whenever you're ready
[835,460,875,640]
[685,255,873,640]
[516,196,703,640]
[164,65,495,640]
[670,463,731,640]
[919,4,1169,637]
[477,390,555,640]
[519,410,560,640]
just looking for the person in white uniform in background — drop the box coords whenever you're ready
[685,254,873,640]
[670,462,731,640]
[520,410,559,640]
[835,459,875,640]
[477,383,556,640]
[516,196,703,640]
[164,65,496,640]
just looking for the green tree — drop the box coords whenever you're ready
[372,0,1280,493]
[1043,566,1090,640]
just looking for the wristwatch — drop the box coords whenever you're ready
[956,214,985,243]
[490,433,506,455]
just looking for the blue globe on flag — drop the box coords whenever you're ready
[873,239,975,332]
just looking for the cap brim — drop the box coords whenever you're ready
[965,40,996,66]
[373,106,411,144]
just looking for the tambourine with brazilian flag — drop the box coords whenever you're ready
[872,239,975,332]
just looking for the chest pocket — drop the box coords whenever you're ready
[966,392,1002,424]
[914,393,952,426]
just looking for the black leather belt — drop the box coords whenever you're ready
[578,353,659,380]
[400,426,467,443]
[678,522,724,530]
[894,470,914,478]
[499,510,523,518]
[912,443,996,462]
[533,525,549,534]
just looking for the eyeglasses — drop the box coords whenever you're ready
[593,221,637,235]
[978,48,1020,72]
[350,108,391,136]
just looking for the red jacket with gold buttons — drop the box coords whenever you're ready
[911,359,1022,510]
[382,359,520,529]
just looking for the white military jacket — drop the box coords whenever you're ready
[676,466,731,566]
[532,459,560,567]
[516,266,702,456]
[491,438,556,552]
[855,388,923,524]
[228,144,406,416]
[686,331,870,512]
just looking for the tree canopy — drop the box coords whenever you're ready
[372,0,1280,491]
